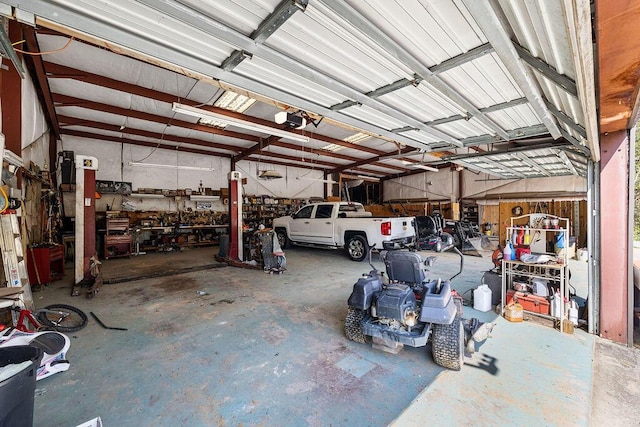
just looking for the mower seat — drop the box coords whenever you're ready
[383,251,427,284]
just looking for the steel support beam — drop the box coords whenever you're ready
[430,43,494,74]
[58,115,242,154]
[221,0,307,71]
[559,127,591,156]
[513,153,551,177]
[235,136,281,162]
[557,151,579,176]
[0,20,24,77]
[52,93,260,142]
[61,129,232,157]
[270,140,409,172]
[513,42,578,97]
[46,62,389,160]
[599,130,629,343]
[544,99,587,139]
[460,124,550,147]
[587,159,599,334]
[23,25,60,137]
[475,157,526,179]
[462,0,562,139]
[443,140,570,162]
[452,160,514,179]
[426,97,528,127]
[331,43,494,110]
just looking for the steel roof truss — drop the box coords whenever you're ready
[426,97,528,127]
[513,153,551,176]
[460,124,549,147]
[559,127,590,156]
[429,43,494,74]
[513,42,578,98]
[221,0,306,71]
[137,0,465,148]
[319,0,510,141]
[12,0,435,151]
[544,99,588,139]
[557,150,580,176]
[455,160,513,179]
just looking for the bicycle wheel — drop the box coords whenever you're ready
[37,304,88,332]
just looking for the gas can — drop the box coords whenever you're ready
[505,303,523,322]
[473,284,492,312]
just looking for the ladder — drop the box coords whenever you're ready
[0,213,33,310]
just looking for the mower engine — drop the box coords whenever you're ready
[371,283,419,331]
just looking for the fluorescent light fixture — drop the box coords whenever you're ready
[342,173,380,182]
[412,164,439,172]
[214,91,256,113]
[401,160,438,172]
[321,143,344,152]
[322,132,372,152]
[129,162,215,171]
[173,103,309,143]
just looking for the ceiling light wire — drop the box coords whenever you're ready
[12,36,75,55]
[131,77,199,163]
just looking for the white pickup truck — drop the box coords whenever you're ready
[272,202,416,261]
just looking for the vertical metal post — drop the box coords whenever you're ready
[228,171,243,261]
[74,155,98,284]
[627,126,636,346]
[587,159,600,334]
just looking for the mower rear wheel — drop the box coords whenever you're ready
[431,318,464,371]
[345,307,367,343]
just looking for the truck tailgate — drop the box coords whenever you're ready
[384,217,415,240]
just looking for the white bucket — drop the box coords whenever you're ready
[473,284,492,312]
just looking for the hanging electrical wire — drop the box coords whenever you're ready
[12,36,75,55]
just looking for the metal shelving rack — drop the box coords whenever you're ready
[501,214,570,332]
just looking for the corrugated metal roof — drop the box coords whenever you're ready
[0,0,596,181]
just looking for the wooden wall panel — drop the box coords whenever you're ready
[496,200,587,252]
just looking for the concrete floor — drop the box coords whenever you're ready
[25,246,639,426]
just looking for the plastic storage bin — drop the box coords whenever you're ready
[0,345,44,427]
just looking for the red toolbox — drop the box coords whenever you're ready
[506,290,550,315]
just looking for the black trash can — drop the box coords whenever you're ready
[0,346,44,427]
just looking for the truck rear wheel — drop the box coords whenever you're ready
[275,228,289,249]
[345,235,368,261]
[431,319,464,371]
[345,307,367,343]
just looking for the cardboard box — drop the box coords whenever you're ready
[506,290,550,315]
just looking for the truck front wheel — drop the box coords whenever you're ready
[275,228,289,249]
[345,234,368,261]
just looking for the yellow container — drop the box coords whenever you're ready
[505,303,524,322]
